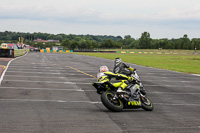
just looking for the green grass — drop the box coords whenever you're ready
[73,52,200,75]
[14,49,29,57]
[100,49,200,54]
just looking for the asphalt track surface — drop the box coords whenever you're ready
[0,52,200,133]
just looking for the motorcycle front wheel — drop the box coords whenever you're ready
[141,96,154,111]
[101,91,123,112]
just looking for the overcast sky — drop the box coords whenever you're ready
[0,0,199,39]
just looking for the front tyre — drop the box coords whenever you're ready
[141,96,154,111]
[101,91,123,112]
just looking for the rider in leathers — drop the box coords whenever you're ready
[113,58,135,76]
[113,58,146,95]
[97,66,135,93]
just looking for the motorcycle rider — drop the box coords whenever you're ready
[113,58,146,95]
[113,57,135,75]
[97,66,136,93]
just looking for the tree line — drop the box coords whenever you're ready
[0,31,199,50]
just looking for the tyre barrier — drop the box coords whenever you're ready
[40,50,73,53]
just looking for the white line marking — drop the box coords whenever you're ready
[0,53,28,85]
[8,66,71,70]
[191,74,200,77]
[148,92,200,95]
[141,80,199,83]
[0,99,100,104]
[6,71,86,76]
[0,86,84,91]
[2,80,92,84]
[7,69,67,72]
[9,66,53,68]
[146,72,200,77]
[0,99,199,106]
[154,103,200,106]
[4,75,95,80]
[146,73,181,75]
[3,80,76,84]
[178,80,197,83]
[4,79,196,87]
[144,84,199,87]
[6,71,62,74]
[4,75,67,78]
[7,70,86,73]
[141,76,200,80]
[5,79,197,87]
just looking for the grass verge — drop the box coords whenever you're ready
[73,52,200,75]
[14,49,29,57]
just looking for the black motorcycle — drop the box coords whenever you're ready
[92,71,153,112]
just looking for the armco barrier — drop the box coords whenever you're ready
[73,51,116,53]
[40,50,73,53]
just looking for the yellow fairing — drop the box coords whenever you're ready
[104,71,115,75]
[128,67,134,72]
[121,82,128,89]
[98,76,109,82]
[112,82,122,87]
[112,80,127,89]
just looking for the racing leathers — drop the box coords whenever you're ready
[113,58,135,76]
[97,71,135,93]
[113,58,146,95]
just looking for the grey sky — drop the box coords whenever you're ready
[0,0,199,39]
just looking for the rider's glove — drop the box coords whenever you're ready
[128,77,134,82]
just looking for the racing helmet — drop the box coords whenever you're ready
[99,66,109,72]
[114,58,122,66]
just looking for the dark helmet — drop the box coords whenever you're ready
[114,58,122,67]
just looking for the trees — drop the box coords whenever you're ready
[61,39,71,48]
[0,31,199,50]
[70,40,78,50]
[100,39,114,48]
[182,34,191,49]
[123,35,135,48]
[139,32,152,49]
[191,39,200,50]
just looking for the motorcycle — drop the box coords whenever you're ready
[92,70,153,112]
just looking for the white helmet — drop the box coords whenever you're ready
[99,66,109,72]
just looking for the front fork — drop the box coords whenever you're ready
[139,82,146,95]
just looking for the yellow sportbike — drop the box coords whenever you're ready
[92,79,154,112]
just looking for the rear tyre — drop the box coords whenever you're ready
[141,96,154,111]
[101,91,123,112]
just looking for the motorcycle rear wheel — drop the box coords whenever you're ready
[141,96,154,111]
[101,91,123,112]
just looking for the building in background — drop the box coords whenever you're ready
[52,46,63,50]
[34,39,60,43]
